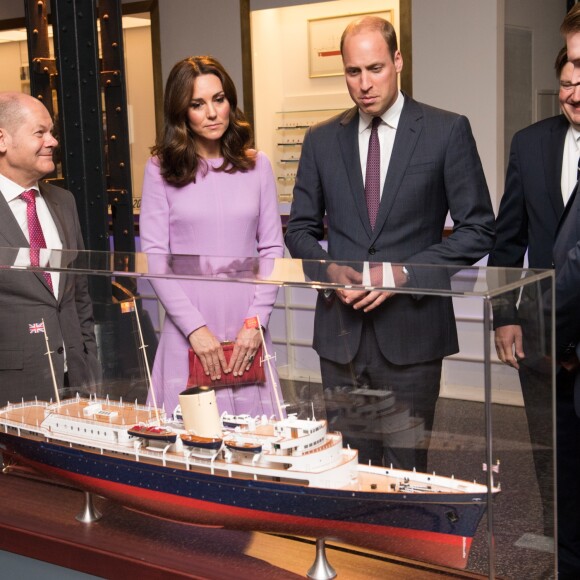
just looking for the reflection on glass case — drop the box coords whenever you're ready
[0,248,555,579]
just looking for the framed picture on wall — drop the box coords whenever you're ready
[308,10,392,78]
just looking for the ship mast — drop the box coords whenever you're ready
[255,315,283,420]
[42,318,60,406]
[132,298,161,425]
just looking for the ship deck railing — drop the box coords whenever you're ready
[0,418,45,435]
[3,400,49,412]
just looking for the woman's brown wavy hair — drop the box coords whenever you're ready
[152,56,255,186]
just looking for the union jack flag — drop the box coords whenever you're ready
[483,462,500,473]
[29,321,45,334]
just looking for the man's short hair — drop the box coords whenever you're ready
[0,93,26,132]
[340,16,398,60]
[561,2,580,36]
[556,45,568,77]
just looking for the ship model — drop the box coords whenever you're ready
[0,308,500,570]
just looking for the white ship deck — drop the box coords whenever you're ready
[0,400,493,495]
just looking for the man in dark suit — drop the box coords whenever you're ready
[538,5,580,576]
[549,176,580,578]
[487,47,573,539]
[285,16,495,470]
[0,91,100,406]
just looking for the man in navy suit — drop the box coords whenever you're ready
[285,16,495,470]
[543,5,580,577]
[550,172,580,579]
[487,47,573,540]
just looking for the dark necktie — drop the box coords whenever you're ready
[21,189,53,292]
[365,116,381,230]
[577,150,580,182]
[366,117,383,286]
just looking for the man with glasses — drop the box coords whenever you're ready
[490,38,580,575]
[488,45,576,555]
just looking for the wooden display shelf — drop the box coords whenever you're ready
[0,468,484,579]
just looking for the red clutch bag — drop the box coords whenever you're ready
[187,342,265,388]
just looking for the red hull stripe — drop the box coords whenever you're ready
[40,461,471,547]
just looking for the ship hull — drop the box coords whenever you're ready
[0,432,486,569]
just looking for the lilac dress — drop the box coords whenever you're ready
[140,153,284,417]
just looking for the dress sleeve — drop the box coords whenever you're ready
[245,152,284,327]
[140,158,206,337]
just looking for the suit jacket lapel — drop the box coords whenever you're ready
[0,191,29,247]
[372,95,422,239]
[556,180,579,238]
[0,188,56,295]
[39,182,67,247]
[38,182,67,301]
[337,107,373,237]
[542,116,568,221]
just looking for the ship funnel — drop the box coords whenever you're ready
[178,386,221,438]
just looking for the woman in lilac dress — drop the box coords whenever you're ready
[140,56,284,418]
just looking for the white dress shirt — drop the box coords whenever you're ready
[357,91,405,288]
[0,173,62,297]
[561,125,580,206]
[358,90,405,200]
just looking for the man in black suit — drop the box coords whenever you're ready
[487,47,572,539]
[549,171,580,579]
[0,91,100,406]
[285,16,495,470]
[489,47,572,314]
[539,5,580,576]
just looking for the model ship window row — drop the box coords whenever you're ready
[53,423,106,436]
[274,436,325,452]
[50,421,117,440]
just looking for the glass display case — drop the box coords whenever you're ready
[0,248,555,579]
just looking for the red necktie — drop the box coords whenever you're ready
[365,117,381,230]
[21,189,53,292]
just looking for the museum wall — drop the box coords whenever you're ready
[155,0,244,106]
[505,0,567,115]
[0,41,24,93]
[412,0,503,209]
[123,24,155,208]
[250,0,393,210]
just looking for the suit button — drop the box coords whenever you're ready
[57,346,64,354]
[369,247,376,255]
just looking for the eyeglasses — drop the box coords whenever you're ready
[560,81,580,92]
